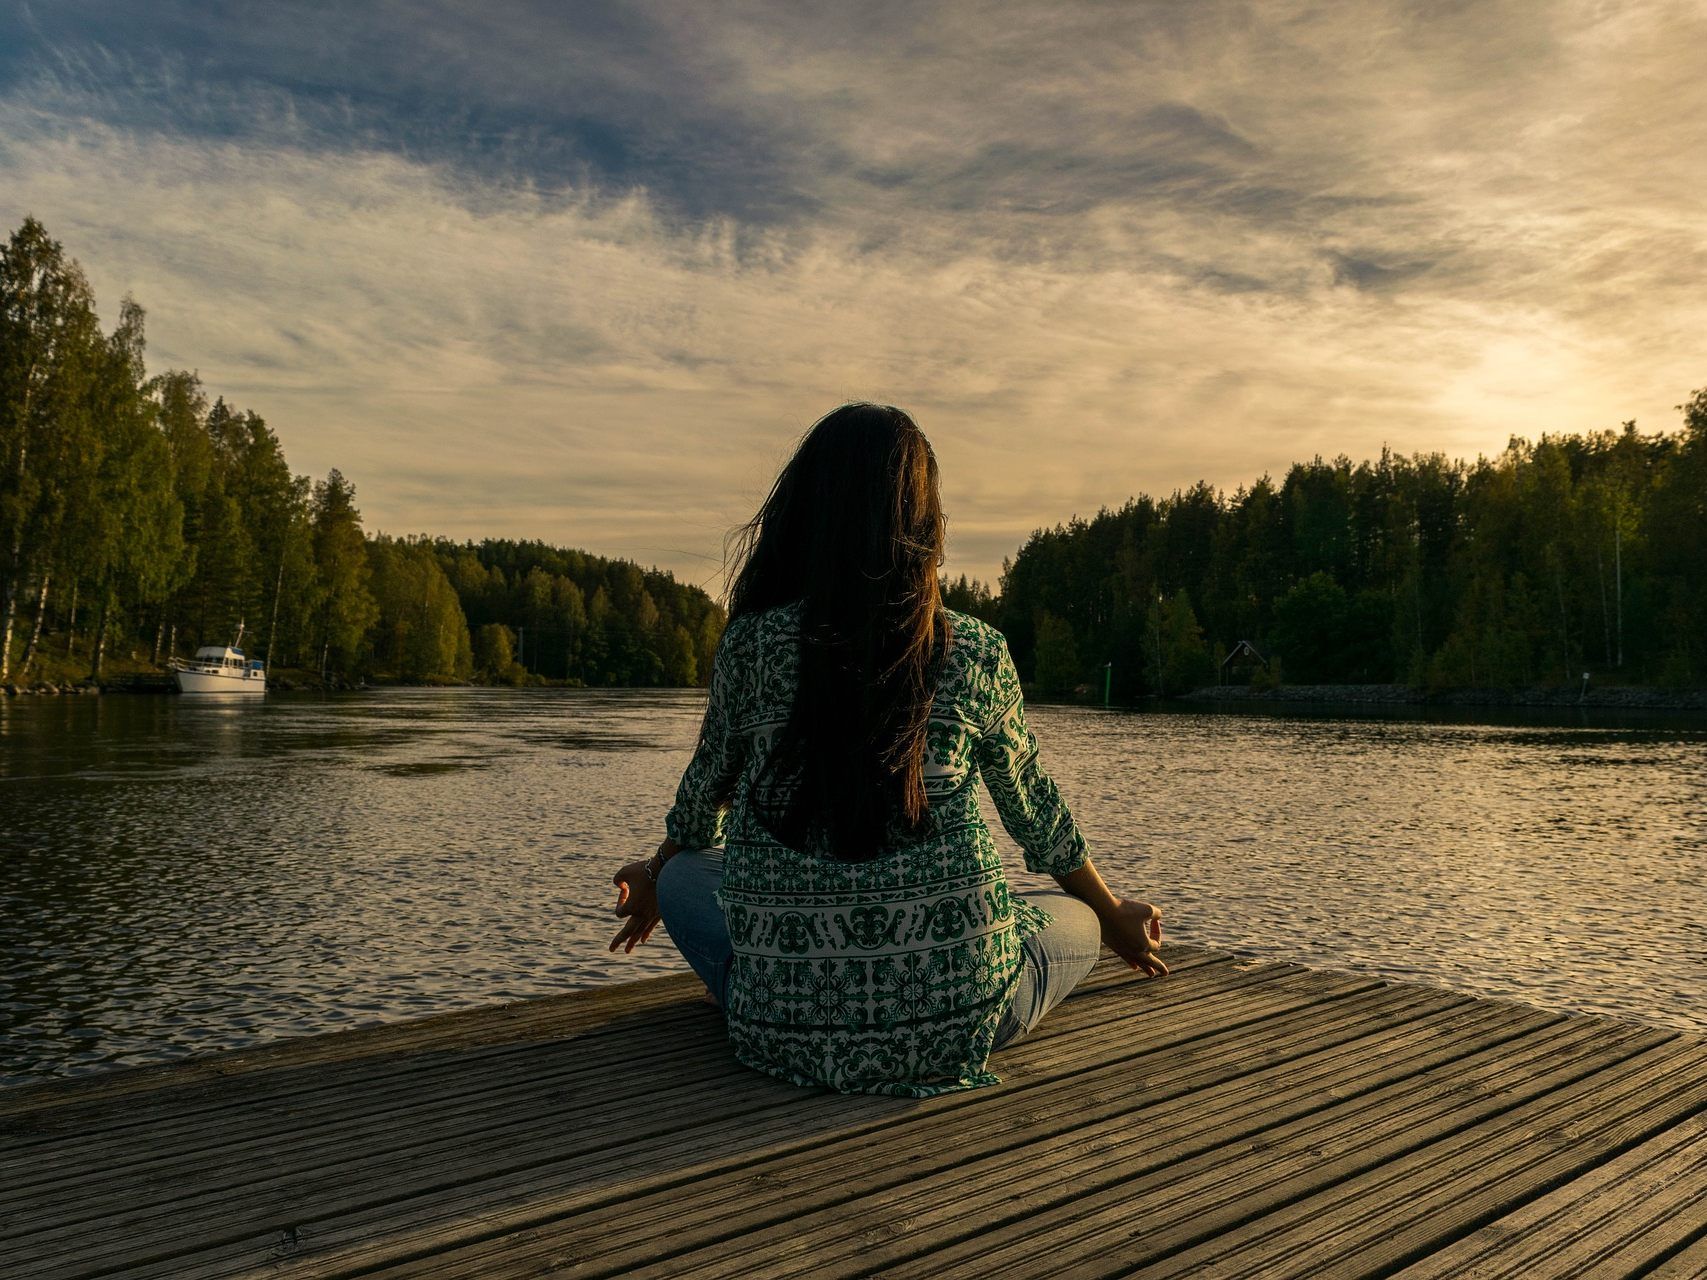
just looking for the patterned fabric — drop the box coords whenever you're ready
[664,600,1090,1097]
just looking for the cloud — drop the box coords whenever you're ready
[2,0,1704,593]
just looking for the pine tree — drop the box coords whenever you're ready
[0,217,102,681]
[78,300,184,680]
[310,469,378,680]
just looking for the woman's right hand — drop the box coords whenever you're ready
[1100,899,1167,977]
[609,859,663,954]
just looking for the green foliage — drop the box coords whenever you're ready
[0,217,103,680]
[1139,589,1214,694]
[661,623,698,686]
[8,216,1701,696]
[1157,588,1216,693]
[309,470,378,678]
[427,537,721,687]
[941,573,999,625]
[473,622,518,682]
[1032,609,1080,693]
[1000,419,1707,692]
[1249,654,1282,691]
[1270,573,1349,684]
[82,302,187,680]
[0,217,724,689]
[367,536,473,683]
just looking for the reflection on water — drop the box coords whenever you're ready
[2,690,1703,1085]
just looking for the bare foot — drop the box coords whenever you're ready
[701,986,718,1007]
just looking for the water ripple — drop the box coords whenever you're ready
[1,690,1703,1086]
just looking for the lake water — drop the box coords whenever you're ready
[2,689,1703,1086]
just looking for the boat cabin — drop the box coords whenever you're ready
[188,646,263,673]
[172,630,267,693]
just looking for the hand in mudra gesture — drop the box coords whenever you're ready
[1101,899,1167,977]
[609,859,662,953]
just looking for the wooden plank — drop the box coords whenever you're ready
[176,969,1386,1280]
[60,969,1345,1280]
[0,1010,734,1201]
[1119,1040,1707,1279]
[0,972,705,1120]
[0,950,1228,1168]
[373,986,1509,1280]
[7,959,1698,1280]
[863,1018,1669,1280]
[1644,1230,1707,1279]
[2,956,1277,1279]
[0,1012,737,1204]
[603,1006,1599,1280]
[67,964,1345,1280]
[0,947,1223,1127]
[0,972,746,1151]
[1390,1111,1707,1279]
[0,952,1238,1223]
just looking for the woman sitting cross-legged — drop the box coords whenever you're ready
[609,402,1165,1097]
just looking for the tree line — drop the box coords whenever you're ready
[993,402,1707,696]
[0,217,724,688]
[12,215,1704,698]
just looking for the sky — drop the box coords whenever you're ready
[3,1,1704,596]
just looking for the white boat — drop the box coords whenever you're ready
[171,624,267,696]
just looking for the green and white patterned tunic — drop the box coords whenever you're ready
[664,600,1090,1097]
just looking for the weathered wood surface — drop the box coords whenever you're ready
[2,946,1703,1279]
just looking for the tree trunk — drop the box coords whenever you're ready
[89,585,111,684]
[1410,558,1425,657]
[1596,548,1611,665]
[0,574,17,682]
[17,571,51,677]
[2,383,28,683]
[1615,522,1624,668]
[265,561,284,670]
[152,612,165,665]
[65,581,79,655]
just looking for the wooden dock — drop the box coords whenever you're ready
[3,947,1704,1279]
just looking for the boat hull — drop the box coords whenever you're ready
[172,667,266,695]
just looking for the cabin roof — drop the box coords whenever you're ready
[1220,639,1268,667]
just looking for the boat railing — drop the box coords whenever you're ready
[169,658,264,677]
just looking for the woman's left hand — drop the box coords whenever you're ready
[1100,898,1168,977]
[609,860,662,953]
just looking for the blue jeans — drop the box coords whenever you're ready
[654,849,1102,1050]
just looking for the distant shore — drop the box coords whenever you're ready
[7,670,1706,713]
[1181,682,1707,711]
[0,666,667,697]
[0,666,355,697]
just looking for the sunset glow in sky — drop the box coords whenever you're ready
[3,1,1704,593]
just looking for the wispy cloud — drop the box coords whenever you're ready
[2,0,1703,592]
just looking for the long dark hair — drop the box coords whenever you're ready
[725,403,948,861]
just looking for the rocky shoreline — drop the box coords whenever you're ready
[2,680,106,696]
[1184,682,1707,711]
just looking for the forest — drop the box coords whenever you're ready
[0,217,723,690]
[992,400,1707,697]
[7,215,1705,699]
